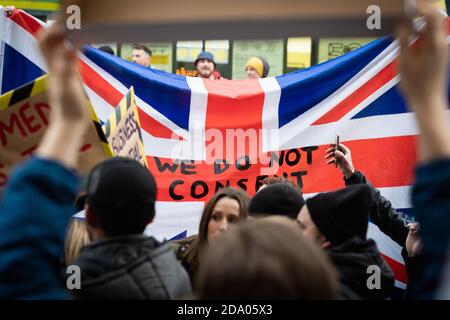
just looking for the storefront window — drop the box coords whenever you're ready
[232,40,284,79]
[286,37,312,72]
[118,43,173,73]
[317,38,376,64]
[175,41,203,76]
[205,40,230,78]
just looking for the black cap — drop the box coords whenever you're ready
[306,185,372,245]
[86,157,157,236]
[98,45,115,55]
[248,184,305,220]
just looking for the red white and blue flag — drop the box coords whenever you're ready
[3,7,449,290]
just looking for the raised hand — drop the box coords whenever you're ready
[325,143,355,179]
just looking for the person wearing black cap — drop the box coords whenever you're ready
[326,142,424,299]
[248,183,304,219]
[297,185,395,299]
[325,142,411,247]
[195,51,221,80]
[98,45,115,56]
[72,157,192,300]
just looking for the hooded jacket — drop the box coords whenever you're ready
[72,235,192,299]
[328,236,395,300]
[0,157,78,299]
[344,171,408,246]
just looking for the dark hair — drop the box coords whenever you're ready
[87,196,154,237]
[85,158,157,237]
[248,183,305,220]
[132,44,152,56]
[73,192,87,212]
[196,217,339,299]
[259,56,270,78]
[98,45,115,55]
[262,176,302,193]
[176,187,250,281]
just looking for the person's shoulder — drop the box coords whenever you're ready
[171,235,198,246]
[170,235,198,257]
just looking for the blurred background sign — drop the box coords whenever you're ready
[1,0,59,16]
[232,40,284,79]
[62,0,409,43]
[318,38,376,63]
[121,43,173,73]
[287,38,312,69]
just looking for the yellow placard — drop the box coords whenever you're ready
[1,1,59,12]
[102,87,148,168]
[0,75,113,190]
[287,37,312,69]
[152,55,169,65]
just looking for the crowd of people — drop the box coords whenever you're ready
[0,0,449,300]
[99,41,270,80]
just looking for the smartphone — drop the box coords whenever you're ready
[335,134,340,167]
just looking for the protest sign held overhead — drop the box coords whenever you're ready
[0,75,113,190]
[102,87,148,168]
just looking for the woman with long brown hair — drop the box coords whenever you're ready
[172,187,250,284]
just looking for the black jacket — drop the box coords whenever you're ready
[345,171,431,300]
[72,235,192,299]
[328,237,395,300]
[345,171,409,246]
[401,248,427,299]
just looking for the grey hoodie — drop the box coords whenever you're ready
[72,235,192,299]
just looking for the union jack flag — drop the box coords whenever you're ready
[2,7,449,291]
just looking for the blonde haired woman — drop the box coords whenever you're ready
[64,212,90,266]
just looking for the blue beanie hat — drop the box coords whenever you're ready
[195,51,216,66]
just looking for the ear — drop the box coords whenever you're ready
[321,241,332,249]
[319,235,332,249]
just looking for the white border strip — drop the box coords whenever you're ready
[84,85,115,122]
[142,130,189,159]
[368,222,404,264]
[339,76,400,122]
[260,77,282,152]
[145,201,204,241]
[186,76,208,161]
[0,13,48,72]
[80,54,190,140]
[278,112,421,150]
[277,39,400,143]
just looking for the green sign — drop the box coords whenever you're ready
[232,40,284,79]
[2,0,59,14]
[317,38,376,64]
